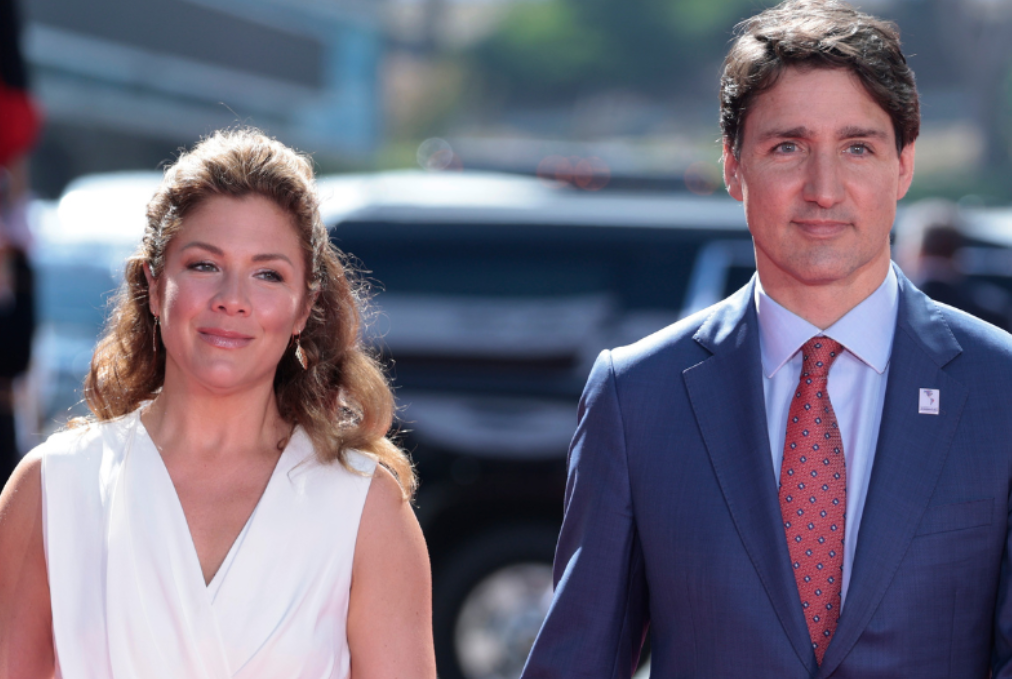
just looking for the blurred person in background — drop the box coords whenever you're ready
[895,199,1011,330]
[0,128,436,678]
[0,0,41,484]
[522,0,1012,677]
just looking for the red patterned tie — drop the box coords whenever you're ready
[779,337,846,664]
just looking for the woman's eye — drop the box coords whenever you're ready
[188,261,217,272]
[257,270,284,283]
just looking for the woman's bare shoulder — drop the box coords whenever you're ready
[0,449,45,570]
[349,465,435,678]
[362,464,405,509]
[0,450,55,674]
[354,463,428,583]
[0,448,44,528]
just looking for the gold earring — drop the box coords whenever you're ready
[153,315,160,354]
[294,333,307,370]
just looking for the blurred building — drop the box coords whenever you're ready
[20,0,382,195]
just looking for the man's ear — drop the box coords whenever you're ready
[722,142,744,202]
[896,141,916,200]
[144,262,161,317]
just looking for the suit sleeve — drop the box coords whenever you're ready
[521,350,649,679]
[992,484,1012,675]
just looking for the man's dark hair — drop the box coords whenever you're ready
[720,0,919,158]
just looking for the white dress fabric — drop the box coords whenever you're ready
[40,409,376,679]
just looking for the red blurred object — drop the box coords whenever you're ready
[574,157,610,191]
[537,154,610,191]
[0,83,41,167]
[683,161,719,196]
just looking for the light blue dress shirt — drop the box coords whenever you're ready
[755,265,899,608]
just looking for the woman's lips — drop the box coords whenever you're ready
[197,328,254,349]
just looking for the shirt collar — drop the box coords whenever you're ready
[755,265,899,379]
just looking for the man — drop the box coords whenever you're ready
[521,1,1012,677]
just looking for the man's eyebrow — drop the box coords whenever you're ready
[755,125,892,143]
[755,126,810,142]
[837,126,891,141]
[179,242,294,266]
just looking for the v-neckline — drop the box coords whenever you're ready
[207,504,255,597]
[134,414,294,589]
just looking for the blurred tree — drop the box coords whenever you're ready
[467,1,613,101]
[467,0,761,104]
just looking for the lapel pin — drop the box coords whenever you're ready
[919,388,940,415]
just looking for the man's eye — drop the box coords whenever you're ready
[848,143,869,155]
[775,142,798,153]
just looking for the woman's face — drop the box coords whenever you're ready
[146,194,312,396]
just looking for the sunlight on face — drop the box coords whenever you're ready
[147,195,312,396]
[723,67,916,292]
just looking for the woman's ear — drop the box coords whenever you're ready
[144,262,162,317]
[295,291,319,335]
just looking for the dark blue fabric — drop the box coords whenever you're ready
[521,267,1012,678]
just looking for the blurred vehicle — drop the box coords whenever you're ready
[24,171,160,443]
[316,171,756,679]
[892,199,1012,331]
[951,207,1012,328]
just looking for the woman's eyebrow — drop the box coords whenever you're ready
[178,242,293,266]
[252,253,294,265]
[179,241,224,256]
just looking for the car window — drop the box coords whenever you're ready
[330,219,752,393]
[332,221,740,310]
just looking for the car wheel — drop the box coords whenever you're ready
[433,524,558,679]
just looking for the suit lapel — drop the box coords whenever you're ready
[683,281,819,675]
[817,271,966,678]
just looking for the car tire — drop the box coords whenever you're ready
[433,523,559,679]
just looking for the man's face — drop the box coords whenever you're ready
[723,66,915,291]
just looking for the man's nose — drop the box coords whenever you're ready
[213,272,250,315]
[801,150,845,208]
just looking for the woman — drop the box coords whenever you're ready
[0,129,437,678]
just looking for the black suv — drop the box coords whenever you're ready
[317,170,754,679]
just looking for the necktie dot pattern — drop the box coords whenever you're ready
[779,337,846,665]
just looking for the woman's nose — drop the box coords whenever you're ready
[213,272,250,315]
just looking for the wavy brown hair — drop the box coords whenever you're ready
[81,128,416,497]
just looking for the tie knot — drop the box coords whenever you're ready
[801,337,843,378]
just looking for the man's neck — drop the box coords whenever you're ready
[757,260,891,330]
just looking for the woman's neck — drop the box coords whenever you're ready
[140,375,288,464]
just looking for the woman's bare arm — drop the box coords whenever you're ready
[0,451,54,678]
[348,467,436,679]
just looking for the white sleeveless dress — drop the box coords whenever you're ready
[39,409,376,679]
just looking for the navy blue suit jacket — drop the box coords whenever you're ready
[522,269,1012,678]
